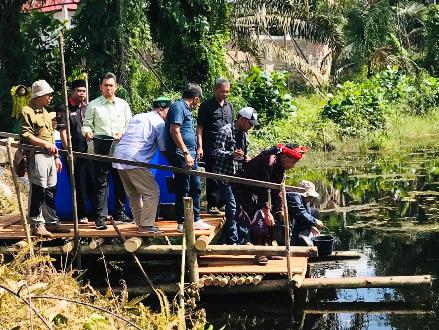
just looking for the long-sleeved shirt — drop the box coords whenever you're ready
[213,123,248,176]
[287,192,318,238]
[81,95,131,137]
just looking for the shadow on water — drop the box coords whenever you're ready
[204,148,439,329]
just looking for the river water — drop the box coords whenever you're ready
[205,148,439,329]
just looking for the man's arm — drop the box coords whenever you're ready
[288,194,317,228]
[82,104,95,140]
[213,129,233,161]
[170,124,194,168]
[59,129,68,149]
[196,125,203,160]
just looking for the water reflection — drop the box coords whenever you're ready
[206,149,439,329]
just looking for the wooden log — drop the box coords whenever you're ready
[124,237,143,252]
[184,197,199,283]
[199,245,317,257]
[301,275,432,289]
[245,275,254,285]
[252,274,264,285]
[212,275,222,286]
[309,250,361,262]
[236,275,246,285]
[89,238,105,250]
[194,216,226,251]
[62,241,74,253]
[291,274,304,288]
[13,240,29,251]
[229,275,239,286]
[220,276,230,287]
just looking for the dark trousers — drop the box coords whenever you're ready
[167,152,201,224]
[66,157,96,219]
[29,184,59,227]
[204,154,221,208]
[94,160,126,220]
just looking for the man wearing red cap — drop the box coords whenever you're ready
[232,143,307,264]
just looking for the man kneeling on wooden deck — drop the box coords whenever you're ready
[112,97,171,234]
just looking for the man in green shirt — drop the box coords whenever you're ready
[82,72,132,230]
[20,80,71,237]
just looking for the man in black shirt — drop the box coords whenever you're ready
[56,79,95,224]
[196,78,233,214]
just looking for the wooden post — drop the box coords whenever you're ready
[281,182,294,300]
[183,197,199,283]
[178,219,186,324]
[6,138,34,256]
[59,32,80,269]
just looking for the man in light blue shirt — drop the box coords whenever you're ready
[82,72,132,230]
[113,96,171,234]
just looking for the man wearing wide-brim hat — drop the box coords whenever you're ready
[286,180,324,246]
[20,79,71,237]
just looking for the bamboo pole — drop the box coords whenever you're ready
[245,275,254,285]
[124,237,143,252]
[183,197,199,283]
[5,138,34,256]
[59,32,80,269]
[281,182,293,300]
[229,275,239,286]
[220,275,230,287]
[203,275,214,286]
[236,275,246,285]
[13,240,29,251]
[89,238,104,250]
[199,245,316,257]
[194,216,225,251]
[212,275,222,286]
[304,302,431,315]
[309,250,361,262]
[178,219,186,325]
[62,240,74,253]
[252,274,264,285]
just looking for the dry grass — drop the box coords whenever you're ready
[0,248,205,329]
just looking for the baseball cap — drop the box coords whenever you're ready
[238,107,259,127]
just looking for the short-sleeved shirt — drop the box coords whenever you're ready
[81,95,132,137]
[197,97,233,153]
[56,98,88,152]
[20,101,54,144]
[113,111,166,170]
[165,99,196,153]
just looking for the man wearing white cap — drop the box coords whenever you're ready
[286,180,324,246]
[213,106,259,245]
[20,79,70,237]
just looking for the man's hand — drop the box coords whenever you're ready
[85,131,94,142]
[311,226,320,236]
[262,207,275,227]
[184,153,195,169]
[55,158,62,172]
[315,219,324,229]
[113,132,123,140]
[197,146,203,161]
[233,148,245,159]
[44,142,58,155]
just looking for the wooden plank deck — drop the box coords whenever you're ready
[198,255,308,276]
[0,213,224,239]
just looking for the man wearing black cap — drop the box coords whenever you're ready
[56,79,95,224]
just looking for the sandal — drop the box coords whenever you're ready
[255,255,268,266]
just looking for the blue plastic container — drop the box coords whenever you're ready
[54,140,175,220]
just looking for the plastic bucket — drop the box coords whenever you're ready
[93,135,114,155]
[311,235,335,256]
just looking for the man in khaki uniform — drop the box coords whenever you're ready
[20,80,70,237]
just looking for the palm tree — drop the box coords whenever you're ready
[231,0,344,85]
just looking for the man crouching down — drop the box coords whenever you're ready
[113,97,171,234]
[20,80,71,237]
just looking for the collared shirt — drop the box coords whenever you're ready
[81,95,132,137]
[197,97,233,153]
[20,101,54,143]
[213,123,248,176]
[287,192,317,238]
[56,98,88,152]
[113,111,166,170]
[165,99,196,153]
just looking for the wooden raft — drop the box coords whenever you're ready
[0,213,224,239]
[198,254,308,277]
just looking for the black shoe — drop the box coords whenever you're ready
[115,212,134,223]
[95,218,108,230]
[207,206,221,215]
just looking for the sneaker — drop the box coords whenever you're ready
[79,217,88,224]
[207,207,221,215]
[138,225,162,234]
[176,224,184,232]
[115,212,134,223]
[31,224,53,238]
[95,218,108,230]
[194,220,212,230]
[46,224,71,233]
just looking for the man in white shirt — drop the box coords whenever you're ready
[113,96,171,234]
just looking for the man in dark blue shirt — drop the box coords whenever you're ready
[165,83,212,232]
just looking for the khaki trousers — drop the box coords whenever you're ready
[118,168,159,227]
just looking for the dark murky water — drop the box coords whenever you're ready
[205,148,439,329]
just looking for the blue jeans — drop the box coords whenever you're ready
[219,180,248,244]
[167,151,201,224]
